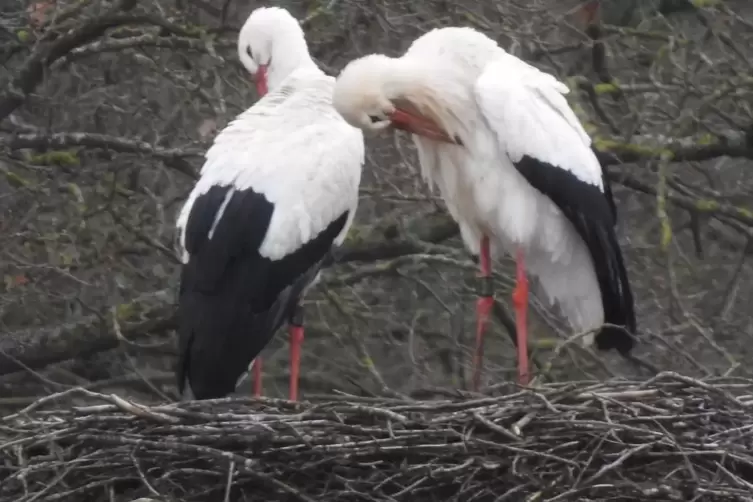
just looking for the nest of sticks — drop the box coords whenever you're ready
[3,372,753,502]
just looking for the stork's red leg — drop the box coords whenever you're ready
[288,305,305,401]
[472,235,494,392]
[252,358,263,397]
[512,248,530,386]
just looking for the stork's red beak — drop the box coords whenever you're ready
[255,65,268,97]
[389,108,457,144]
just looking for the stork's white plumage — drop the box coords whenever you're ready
[175,7,364,401]
[332,27,635,388]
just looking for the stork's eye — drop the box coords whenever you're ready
[368,115,383,123]
[246,46,253,58]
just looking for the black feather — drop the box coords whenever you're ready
[513,155,636,354]
[177,184,349,399]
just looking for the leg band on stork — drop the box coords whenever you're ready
[471,235,530,391]
[472,235,494,392]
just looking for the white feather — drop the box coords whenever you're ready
[176,67,364,263]
[471,56,607,335]
[335,27,610,338]
[236,7,318,93]
[475,57,601,185]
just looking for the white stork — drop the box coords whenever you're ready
[175,7,364,401]
[332,27,636,388]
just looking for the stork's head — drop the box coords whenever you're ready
[333,54,461,145]
[237,7,313,97]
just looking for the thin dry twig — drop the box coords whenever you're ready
[2,374,753,501]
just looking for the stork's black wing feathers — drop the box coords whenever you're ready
[177,184,349,399]
[600,163,618,225]
[513,155,636,354]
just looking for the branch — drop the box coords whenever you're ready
[594,138,753,166]
[335,213,459,264]
[585,24,612,84]
[6,130,751,185]
[0,0,140,122]
[0,287,461,379]
[0,289,176,377]
[1,131,201,158]
[609,171,753,229]
[0,132,201,178]
[56,33,234,64]
[0,131,457,264]
[0,210,460,376]
[0,129,456,258]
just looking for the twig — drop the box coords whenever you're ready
[0,0,141,121]
[3,376,753,500]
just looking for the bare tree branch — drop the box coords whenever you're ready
[0,0,141,122]
[0,289,175,377]
[0,131,202,159]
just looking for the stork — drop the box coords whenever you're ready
[175,7,364,401]
[332,27,636,389]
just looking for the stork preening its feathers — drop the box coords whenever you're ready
[333,27,636,388]
[175,7,364,401]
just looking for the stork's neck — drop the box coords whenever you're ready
[382,57,475,144]
[267,34,319,91]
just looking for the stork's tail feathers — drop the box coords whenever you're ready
[176,293,280,400]
[176,263,292,400]
[592,225,637,355]
[595,325,635,354]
